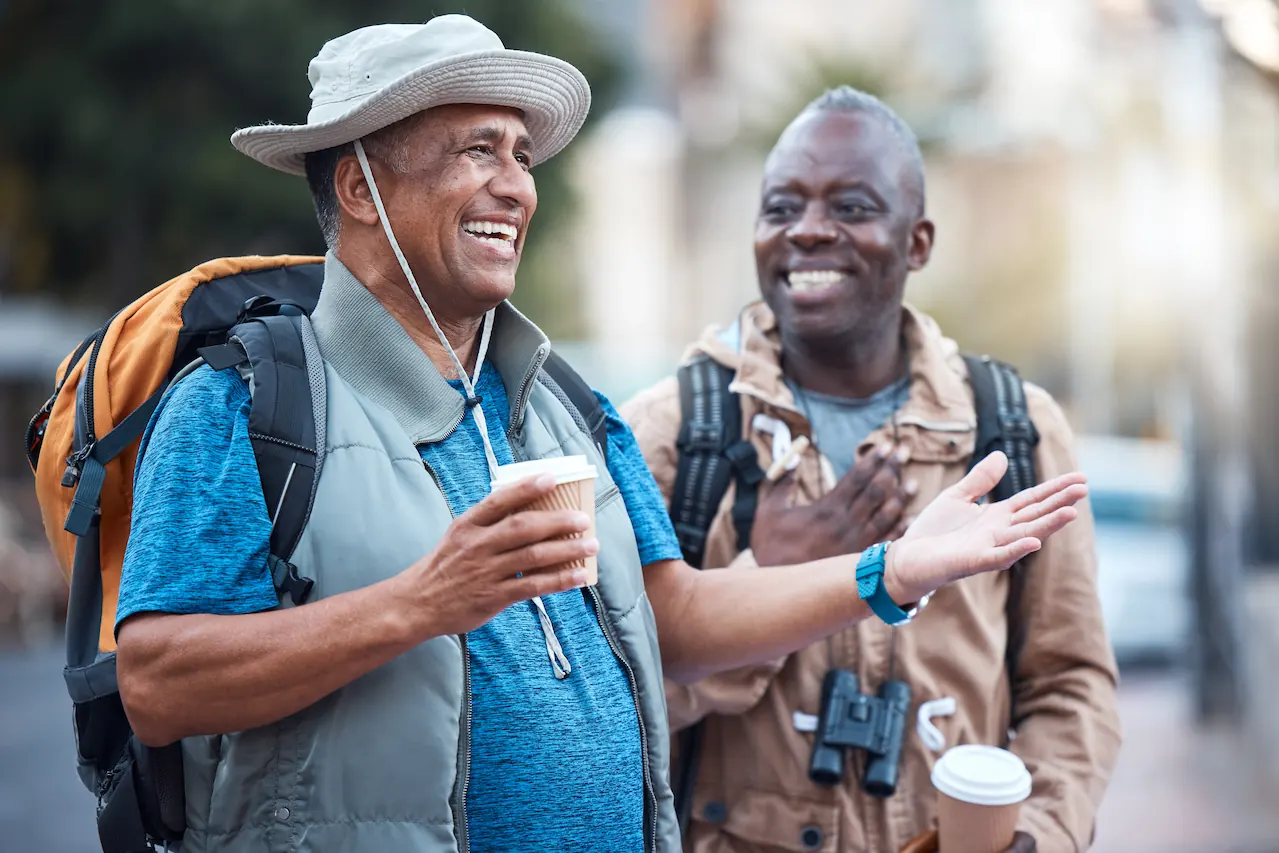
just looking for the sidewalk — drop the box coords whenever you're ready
[4,641,1277,853]
[1093,671,1279,853]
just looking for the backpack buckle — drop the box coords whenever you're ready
[999,414,1038,444]
[680,422,722,453]
[674,523,709,558]
[268,554,314,606]
[723,441,764,485]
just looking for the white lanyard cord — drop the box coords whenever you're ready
[354,140,499,477]
[354,140,571,679]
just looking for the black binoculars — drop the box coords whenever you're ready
[808,668,910,798]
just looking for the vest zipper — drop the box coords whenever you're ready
[585,585,657,853]
[423,459,472,853]
[458,632,473,853]
[509,345,550,434]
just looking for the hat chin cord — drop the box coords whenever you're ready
[353,139,573,680]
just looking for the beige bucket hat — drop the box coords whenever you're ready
[231,14,591,176]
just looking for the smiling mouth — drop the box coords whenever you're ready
[461,219,519,247]
[784,269,850,293]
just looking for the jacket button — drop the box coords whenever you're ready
[702,801,727,823]
[275,807,291,821]
[800,825,824,850]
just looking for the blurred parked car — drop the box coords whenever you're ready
[1076,435,1189,668]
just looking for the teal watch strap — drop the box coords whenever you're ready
[856,542,912,627]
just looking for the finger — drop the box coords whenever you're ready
[483,509,592,553]
[831,443,894,500]
[949,451,1009,503]
[867,495,906,540]
[1005,471,1088,512]
[982,537,1042,572]
[466,474,559,526]
[992,507,1079,548]
[855,465,901,514]
[507,564,594,602]
[492,536,601,578]
[1010,483,1089,525]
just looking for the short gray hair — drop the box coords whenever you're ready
[796,85,926,215]
[302,114,427,251]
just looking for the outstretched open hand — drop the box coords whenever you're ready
[885,451,1088,605]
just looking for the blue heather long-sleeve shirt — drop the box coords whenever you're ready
[118,360,682,852]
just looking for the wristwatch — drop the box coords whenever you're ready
[856,541,930,626]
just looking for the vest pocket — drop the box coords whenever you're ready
[596,482,621,509]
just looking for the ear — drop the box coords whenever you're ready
[907,218,935,272]
[333,154,382,228]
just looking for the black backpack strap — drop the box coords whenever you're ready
[669,355,763,836]
[670,356,763,568]
[963,353,1040,728]
[963,354,1039,503]
[198,301,327,607]
[542,350,609,467]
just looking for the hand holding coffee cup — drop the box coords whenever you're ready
[394,467,598,639]
[931,745,1032,853]
[491,455,599,587]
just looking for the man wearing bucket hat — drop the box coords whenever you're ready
[113,15,1091,853]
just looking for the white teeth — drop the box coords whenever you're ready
[462,220,518,241]
[787,270,846,292]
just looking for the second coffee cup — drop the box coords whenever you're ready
[491,455,599,586]
[930,744,1031,853]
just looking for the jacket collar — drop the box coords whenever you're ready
[691,301,977,459]
[309,252,550,445]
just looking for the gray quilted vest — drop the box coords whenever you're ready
[177,255,679,852]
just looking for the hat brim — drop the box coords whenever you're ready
[231,49,591,176]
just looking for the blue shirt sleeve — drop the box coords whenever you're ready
[597,392,682,567]
[116,365,278,629]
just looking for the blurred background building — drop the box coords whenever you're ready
[2,0,1279,850]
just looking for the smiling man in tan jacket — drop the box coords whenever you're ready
[622,88,1121,853]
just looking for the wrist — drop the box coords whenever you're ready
[883,540,923,608]
[379,574,434,647]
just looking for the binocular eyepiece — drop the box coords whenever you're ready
[809,669,910,798]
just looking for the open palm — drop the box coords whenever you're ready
[887,452,1089,604]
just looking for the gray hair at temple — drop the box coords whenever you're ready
[793,85,927,216]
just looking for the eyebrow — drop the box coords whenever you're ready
[763,178,885,202]
[461,125,534,154]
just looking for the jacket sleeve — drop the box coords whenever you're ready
[1008,388,1123,852]
[620,378,788,733]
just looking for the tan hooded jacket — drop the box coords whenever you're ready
[621,303,1121,853]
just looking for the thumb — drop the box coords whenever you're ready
[951,451,1009,503]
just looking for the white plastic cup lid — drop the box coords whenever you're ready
[931,745,1032,806]
[491,455,598,487]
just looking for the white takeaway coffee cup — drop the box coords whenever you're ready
[931,745,1032,853]
[491,455,599,586]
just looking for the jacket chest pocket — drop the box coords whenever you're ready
[692,788,840,853]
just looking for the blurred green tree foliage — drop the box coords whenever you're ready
[0,0,617,337]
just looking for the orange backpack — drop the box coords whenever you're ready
[26,254,327,851]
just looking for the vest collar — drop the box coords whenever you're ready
[309,253,551,445]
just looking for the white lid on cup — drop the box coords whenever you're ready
[491,454,598,488]
[931,745,1032,806]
